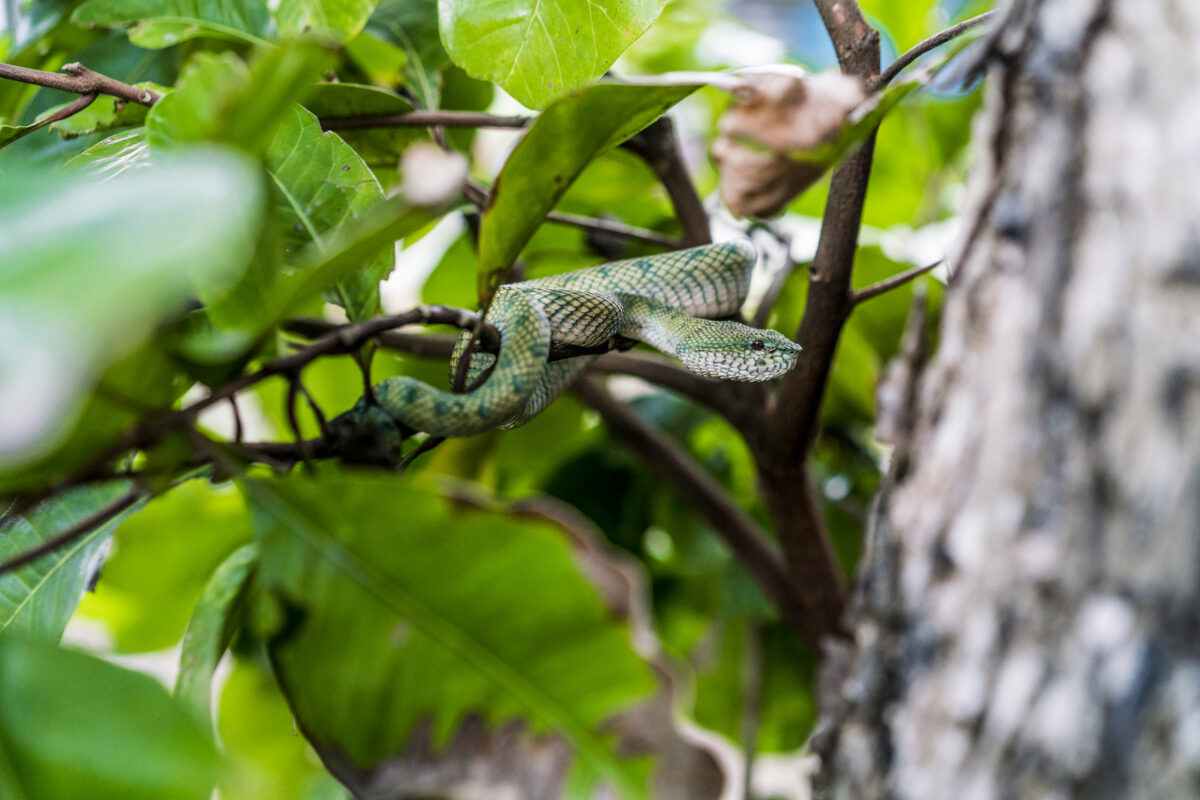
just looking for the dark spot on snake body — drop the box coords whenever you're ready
[552,175,563,185]
[342,166,350,171]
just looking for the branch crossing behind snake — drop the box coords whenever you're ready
[339,240,801,439]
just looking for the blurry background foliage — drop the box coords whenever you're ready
[0,0,987,796]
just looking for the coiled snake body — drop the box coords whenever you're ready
[344,240,801,439]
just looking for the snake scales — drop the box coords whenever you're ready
[340,240,801,439]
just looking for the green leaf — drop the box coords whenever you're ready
[147,45,330,156]
[302,82,426,169]
[438,0,665,108]
[0,483,139,640]
[71,0,274,47]
[0,635,219,800]
[364,0,449,108]
[275,0,374,43]
[76,480,254,652]
[265,105,389,320]
[176,543,258,722]
[479,80,696,282]
[66,127,152,177]
[246,472,655,796]
[0,150,263,467]
[48,86,164,139]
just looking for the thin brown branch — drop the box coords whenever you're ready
[0,61,159,105]
[621,116,711,247]
[0,92,97,150]
[573,377,816,641]
[321,110,530,131]
[874,11,996,89]
[545,210,680,249]
[0,489,143,576]
[851,260,940,306]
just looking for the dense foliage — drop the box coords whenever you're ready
[0,0,986,796]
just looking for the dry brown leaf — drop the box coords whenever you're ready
[713,70,866,218]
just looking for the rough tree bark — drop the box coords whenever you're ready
[819,1,1200,798]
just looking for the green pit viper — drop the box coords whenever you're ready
[338,240,801,439]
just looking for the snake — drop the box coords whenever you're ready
[338,240,801,440]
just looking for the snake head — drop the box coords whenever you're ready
[676,324,802,382]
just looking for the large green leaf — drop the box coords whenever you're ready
[363,0,449,108]
[478,80,695,284]
[0,150,263,467]
[0,483,139,640]
[72,0,274,47]
[275,0,374,43]
[246,472,655,796]
[438,0,665,108]
[0,635,219,800]
[265,105,390,320]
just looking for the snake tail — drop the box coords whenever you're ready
[360,292,551,438]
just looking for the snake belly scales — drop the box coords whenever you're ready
[342,240,802,439]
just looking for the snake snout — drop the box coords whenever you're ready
[677,326,801,382]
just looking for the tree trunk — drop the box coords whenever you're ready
[819,1,1200,798]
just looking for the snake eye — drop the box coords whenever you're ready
[750,339,765,351]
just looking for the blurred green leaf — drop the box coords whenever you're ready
[364,0,448,108]
[479,81,696,283]
[66,127,152,176]
[246,471,655,796]
[0,635,219,799]
[0,482,139,640]
[72,0,274,47]
[439,0,665,108]
[147,44,329,155]
[275,0,374,43]
[176,543,258,721]
[77,481,254,653]
[47,85,164,139]
[0,149,263,467]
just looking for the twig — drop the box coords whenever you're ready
[0,489,143,576]
[229,396,244,444]
[573,377,815,640]
[621,116,711,247]
[545,211,680,250]
[398,436,446,472]
[0,92,97,150]
[321,110,530,131]
[184,306,488,420]
[0,61,159,105]
[874,11,996,89]
[851,260,940,305]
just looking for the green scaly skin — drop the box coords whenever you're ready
[340,240,801,439]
